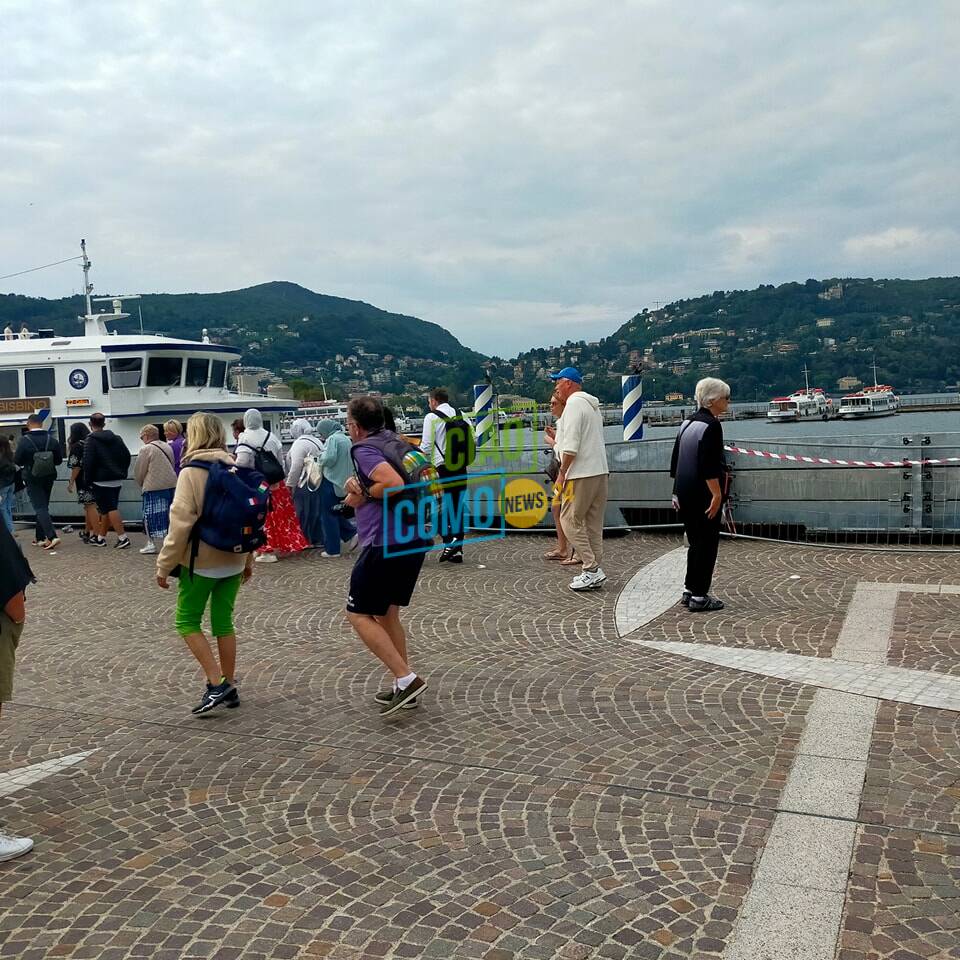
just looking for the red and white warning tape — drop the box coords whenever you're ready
[724,444,960,469]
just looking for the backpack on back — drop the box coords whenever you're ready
[184,461,271,575]
[29,433,57,481]
[298,436,324,491]
[351,430,443,537]
[438,409,477,473]
[238,429,285,485]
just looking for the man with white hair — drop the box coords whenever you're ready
[670,377,731,612]
[549,367,609,591]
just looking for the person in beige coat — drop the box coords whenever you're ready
[134,425,178,555]
[156,413,254,716]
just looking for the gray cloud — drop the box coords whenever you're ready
[2,0,957,355]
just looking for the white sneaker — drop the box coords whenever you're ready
[320,551,340,558]
[139,542,157,555]
[569,567,606,591]
[343,534,359,554]
[0,830,34,862]
[254,553,279,563]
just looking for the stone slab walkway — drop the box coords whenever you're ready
[2,531,960,959]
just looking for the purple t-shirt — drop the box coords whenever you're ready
[169,435,186,473]
[351,442,426,550]
[352,444,387,548]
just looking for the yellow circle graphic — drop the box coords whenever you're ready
[501,477,549,528]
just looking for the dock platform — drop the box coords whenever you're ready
[3,531,960,959]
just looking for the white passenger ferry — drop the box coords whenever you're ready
[766,368,833,423]
[2,241,297,521]
[837,384,899,419]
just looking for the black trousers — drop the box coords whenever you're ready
[680,505,721,597]
[26,478,56,542]
[436,465,467,547]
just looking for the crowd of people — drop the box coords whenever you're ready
[0,370,731,862]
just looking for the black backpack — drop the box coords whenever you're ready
[238,429,285,485]
[28,433,57,481]
[438,409,477,473]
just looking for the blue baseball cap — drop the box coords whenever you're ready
[549,366,583,384]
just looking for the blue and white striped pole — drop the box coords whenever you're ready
[473,382,494,447]
[621,374,644,441]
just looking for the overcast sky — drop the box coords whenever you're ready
[2,1,957,356]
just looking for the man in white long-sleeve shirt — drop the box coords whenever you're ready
[420,387,472,563]
[550,367,609,591]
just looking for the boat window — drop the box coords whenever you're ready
[210,360,227,389]
[24,367,56,397]
[110,357,142,388]
[185,357,210,387]
[0,370,18,398]
[101,366,109,394]
[147,356,183,387]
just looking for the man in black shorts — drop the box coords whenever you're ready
[82,413,131,549]
[343,396,427,716]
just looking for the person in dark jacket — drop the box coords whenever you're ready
[670,377,731,612]
[82,413,132,548]
[14,415,63,549]
[0,521,36,861]
[0,436,17,535]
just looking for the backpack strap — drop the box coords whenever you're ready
[182,461,212,578]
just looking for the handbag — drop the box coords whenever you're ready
[545,450,560,483]
[298,437,324,491]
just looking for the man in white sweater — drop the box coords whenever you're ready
[550,368,609,591]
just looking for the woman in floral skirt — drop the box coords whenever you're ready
[235,408,308,563]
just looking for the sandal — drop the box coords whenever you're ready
[560,555,581,566]
[543,550,566,560]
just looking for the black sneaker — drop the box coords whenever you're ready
[224,686,241,709]
[374,689,418,709]
[680,591,692,607]
[439,546,463,564]
[115,536,131,550]
[89,535,107,547]
[379,677,426,716]
[79,532,90,544]
[191,680,236,716]
[688,596,724,612]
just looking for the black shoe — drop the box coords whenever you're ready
[204,681,240,708]
[79,532,90,544]
[89,536,107,547]
[115,536,131,550]
[439,546,463,564]
[680,591,692,607]
[379,677,426,716]
[688,596,724,612]
[192,680,236,716]
[374,688,418,709]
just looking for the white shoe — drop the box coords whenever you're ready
[0,830,34,862]
[43,537,61,550]
[569,567,606,592]
[254,553,279,563]
[139,542,157,555]
[320,551,340,559]
[343,534,359,554]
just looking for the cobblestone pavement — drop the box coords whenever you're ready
[3,531,960,958]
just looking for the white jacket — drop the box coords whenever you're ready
[556,390,609,480]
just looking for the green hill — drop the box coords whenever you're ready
[501,277,960,403]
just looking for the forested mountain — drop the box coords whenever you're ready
[501,277,960,403]
[4,276,960,405]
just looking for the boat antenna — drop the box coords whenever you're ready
[318,374,329,402]
[872,356,879,387]
[802,362,810,393]
[81,239,93,317]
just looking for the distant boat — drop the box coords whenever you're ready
[767,365,833,423]
[837,361,899,419]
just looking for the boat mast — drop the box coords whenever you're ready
[802,363,810,393]
[81,238,93,317]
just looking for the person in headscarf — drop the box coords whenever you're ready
[285,419,327,550]
[236,409,308,563]
[317,419,358,557]
[0,522,36,860]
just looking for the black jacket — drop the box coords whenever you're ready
[82,429,131,484]
[0,456,16,488]
[14,430,63,477]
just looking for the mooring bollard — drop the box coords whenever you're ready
[621,374,643,441]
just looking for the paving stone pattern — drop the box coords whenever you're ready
[4,532,960,957]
